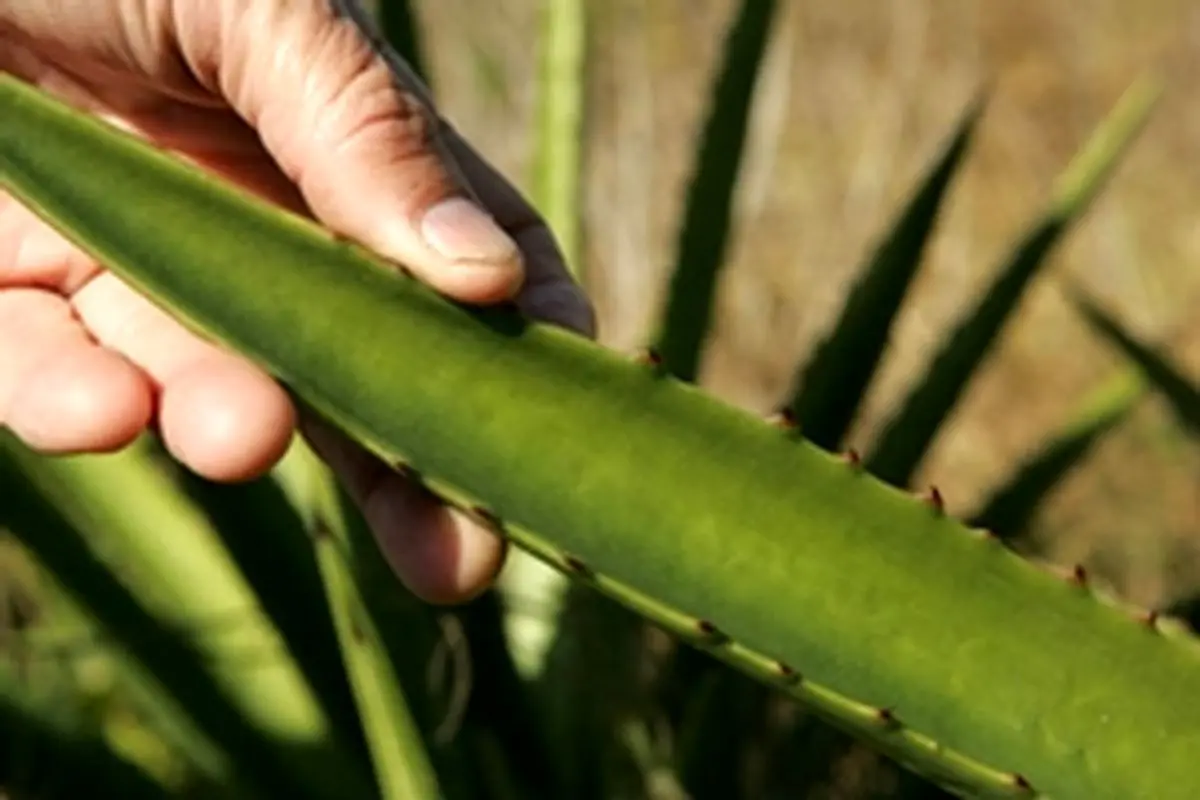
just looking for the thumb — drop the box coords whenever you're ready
[185,0,523,304]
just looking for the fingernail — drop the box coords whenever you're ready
[420,197,519,267]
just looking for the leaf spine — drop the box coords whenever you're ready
[924,486,945,515]
[695,619,730,646]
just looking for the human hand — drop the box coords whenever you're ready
[0,0,594,603]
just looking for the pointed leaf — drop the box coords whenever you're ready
[970,370,1144,539]
[530,0,588,276]
[788,96,983,450]
[6,76,1200,798]
[866,77,1161,487]
[653,0,780,382]
[0,437,369,799]
[1072,291,1200,436]
[0,665,173,800]
[288,449,442,800]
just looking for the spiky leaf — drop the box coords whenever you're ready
[653,0,780,382]
[5,76,1200,799]
[970,370,1144,539]
[788,96,983,451]
[1072,291,1200,436]
[866,78,1161,487]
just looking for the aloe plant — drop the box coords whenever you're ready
[5,66,1200,800]
[1072,290,1200,437]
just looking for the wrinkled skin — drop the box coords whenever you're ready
[0,0,594,604]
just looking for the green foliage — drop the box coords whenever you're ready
[787,96,983,451]
[1072,291,1200,436]
[654,0,780,383]
[0,5,1194,799]
[0,665,172,800]
[865,78,1161,488]
[530,0,588,275]
[969,371,1145,540]
[286,448,442,800]
[3,70,1200,800]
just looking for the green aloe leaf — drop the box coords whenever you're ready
[788,97,983,451]
[1072,291,1200,436]
[866,77,1162,487]
[271,444,545,800]
[155,451,366,750]
[0,436,373,800]
[5,75,1200,799]
[653,0,780,382]
[280,444,442,800]
[10,555,236,794]
[521,2,592,763]
[970,370,1145,540]
[0,664,173,800]
[530,0,588,276]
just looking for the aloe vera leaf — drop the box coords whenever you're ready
[1072,291,1200,436]
[524,0,613,780]
[160,459,367,752]
[616,0,784,771]
[654,0,780,382]
[376,0,430,86]
[970,370,1145,540]
[454,591,566,799]
[666,101,983,795]
[673,668,769,798]
[273,443,534,800]
[0,437,373,799]
[787,98,982,451]
[535,584,649,800]
[283,447,443,800]
[865,77,1162,487]
[4,78,1200,799]
[0,663,173,800]
[13,556,235,794]
[530,0,587,277]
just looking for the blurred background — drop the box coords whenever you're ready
[2,4,1199,798]
[417,0,1200,608]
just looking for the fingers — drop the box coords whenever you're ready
[301,416,506,605]
[70,274,296,482]
[440,127,597,338]
[166,0,524,305]
[0,288,150,452]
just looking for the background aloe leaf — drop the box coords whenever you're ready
[0,664,173,800]
[536,0,772,788]
[7,76,1200,798]
[454,592,565,799]
[659,92,981,799]
[530,0,588,277]
[152,449,366,751]
[9,556,237,794]
[534,587,650,800]
[376,0,430,86]
[1072,291,1200,436]
[970,370,1145,540]
[282,446,442,800]
[653,0,780,382]
[519,0,612,785]
[865,77,1161,487]
[272,443,557,800]
[787,95,983,451]
[0,436,373,800]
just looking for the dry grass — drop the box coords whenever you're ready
[419,0,1200,606]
